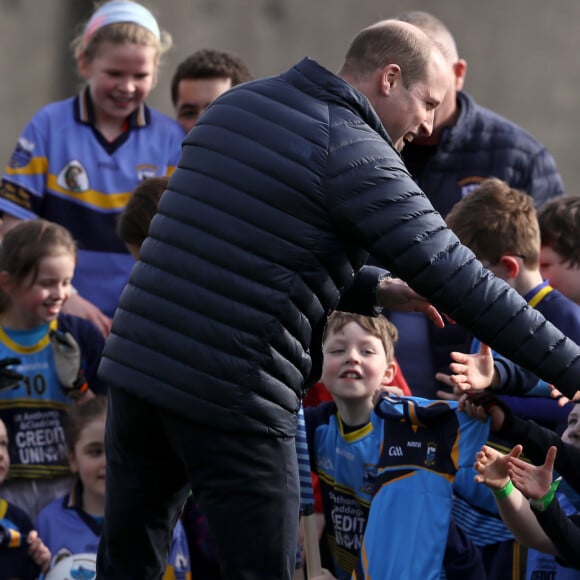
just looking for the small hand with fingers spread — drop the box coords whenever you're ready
[474,444,522,490]
[508,446,556,500]
[447,342,497,392]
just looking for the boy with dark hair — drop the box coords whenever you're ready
[170,48,253,132]
[538,195,580,305]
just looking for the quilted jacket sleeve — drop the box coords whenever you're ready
[323,120,580,399]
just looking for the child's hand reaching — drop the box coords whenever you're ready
[447,343,497,392]
[508,446,557,500]
[27,530,51,572]
[474,444,522,491]
[550,384,580,407]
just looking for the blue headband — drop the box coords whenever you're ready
[83,1,160,46]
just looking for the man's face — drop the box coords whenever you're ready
[175,77,233,133]
[379,50,449,151]
[412,60,459,145]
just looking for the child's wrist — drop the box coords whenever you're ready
[491,479,514,499]
[529,477,562,512]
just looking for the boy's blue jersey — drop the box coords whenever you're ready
[353,396,489,580]
[305,402,383,579]
[36,480,191,579]
[0,314,105,479]
[0,88,184,316]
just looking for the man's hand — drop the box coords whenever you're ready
[376,277,445,328]
[62,293,112,338]
[0,358,23,391]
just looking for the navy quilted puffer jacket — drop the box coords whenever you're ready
[98,59,580,437]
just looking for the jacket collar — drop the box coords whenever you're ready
[284,58,396,151]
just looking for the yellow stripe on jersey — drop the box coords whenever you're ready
[4,156,48,176]
[0,319,57,354]
[47,174,132,210]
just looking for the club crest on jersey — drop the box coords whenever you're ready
[57,161,89,193]
[425,442,437,466]
[458,176,486,198]
[136,163,158,182]
[8,137,35,169]
[360,464,378,494]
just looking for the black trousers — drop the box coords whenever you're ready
[96,387,299,579]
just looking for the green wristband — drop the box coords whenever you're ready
[529,477,562,512]
[492,480,514,499]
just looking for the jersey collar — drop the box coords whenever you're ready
[74,86,150,128]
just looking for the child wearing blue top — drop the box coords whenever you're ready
[0,417,51,579]
[305,312,489,580]
[0,220,106,521]
[36,396,191,578]
[441,177,580,578]
[0,0,184,334]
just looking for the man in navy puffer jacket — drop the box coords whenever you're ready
[96,20,580,580]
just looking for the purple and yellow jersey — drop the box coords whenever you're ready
[0,88,184,316]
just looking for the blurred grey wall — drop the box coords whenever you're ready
[2,0,579,194]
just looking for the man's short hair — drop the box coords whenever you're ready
[171,48,253,105]
[339,19,433,87]
[445,177,540,267]
[538,196,580,268]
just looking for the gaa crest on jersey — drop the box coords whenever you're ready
[360,464,378,495]
[8,137,35,169]
[57,161,89,193]
[425,442,437,466]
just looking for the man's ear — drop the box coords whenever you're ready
[381,64,401,96]
[453,59,468,91]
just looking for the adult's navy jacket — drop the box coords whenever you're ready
[402,90,565,218]
[98,58,580,438]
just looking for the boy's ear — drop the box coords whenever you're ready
[380,361,398,386]
[498,255,521,279]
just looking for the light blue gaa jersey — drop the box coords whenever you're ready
[353,396,489,580]
[0,88,184,316]
[0,318,73,479]
[305,402,384,579]
[36,479,191,579]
